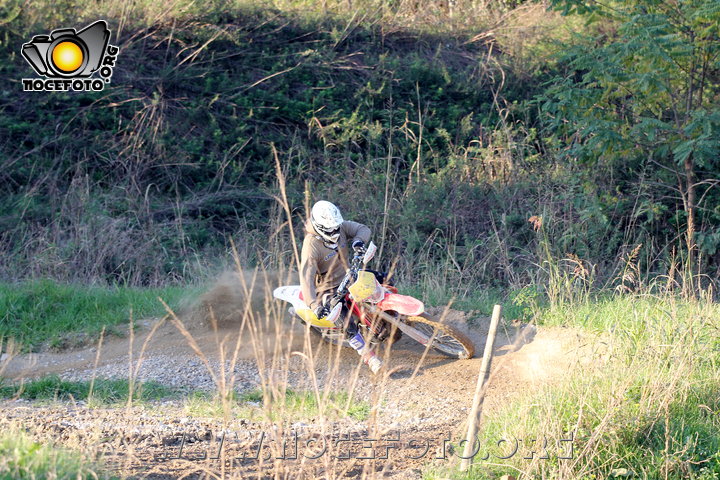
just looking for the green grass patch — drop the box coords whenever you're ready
[0,429,109,479]
[185,388,371,421]
[0,375,177,406]
[535,294,720,362]
[0,279,200,351]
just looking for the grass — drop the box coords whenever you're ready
[185,388,371,421]
[431,293,720,480]
[0,429,109,480]
[0,279,200,351]
[0,375,178,406]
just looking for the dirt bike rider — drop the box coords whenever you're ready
[300,200,383,373]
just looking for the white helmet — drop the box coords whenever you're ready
[310,200,344,247]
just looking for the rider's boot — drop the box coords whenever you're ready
[346,322,383,374]
[363,348,383,374]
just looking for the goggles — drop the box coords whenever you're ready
[317,225,340,237]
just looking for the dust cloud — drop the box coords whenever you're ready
[183,269,299,330]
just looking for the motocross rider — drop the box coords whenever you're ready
[300,200,382,373]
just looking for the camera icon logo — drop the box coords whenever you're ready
[21,20,120,92]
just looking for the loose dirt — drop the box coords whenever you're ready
[1,273,599,479]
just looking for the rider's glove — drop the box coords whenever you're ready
[314,303,330,319]
[352,240,365,253]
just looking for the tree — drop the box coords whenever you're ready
[540,0,720,289]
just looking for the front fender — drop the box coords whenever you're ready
[377,293,424,316]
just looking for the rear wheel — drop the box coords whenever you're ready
[404,313,475,359]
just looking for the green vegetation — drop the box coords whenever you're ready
[0,429,108,479]
[1,0,716,295]
[0,280,198,351]
[542,0,720,287]
[0,0,558,290]
[185,388,371,421]
[0,375,177,405]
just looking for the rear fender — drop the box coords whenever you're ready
[377,293,424,316]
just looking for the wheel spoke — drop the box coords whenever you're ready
[413,323,462,353]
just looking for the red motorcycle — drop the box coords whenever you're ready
[273,242,474,364]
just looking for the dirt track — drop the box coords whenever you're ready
[1,277,595,478]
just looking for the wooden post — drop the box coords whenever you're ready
[460,304,502,471]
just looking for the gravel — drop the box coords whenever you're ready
[61,354,260,393]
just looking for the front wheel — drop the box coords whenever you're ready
[404,313,475,359]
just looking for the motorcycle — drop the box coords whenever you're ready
[273,241,475,369]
